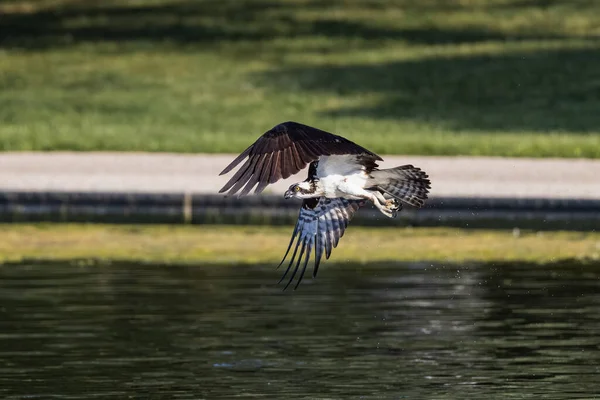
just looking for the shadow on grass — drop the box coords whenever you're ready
[256,46,600,133]
[2,0,600,135]
[0,0,588,49]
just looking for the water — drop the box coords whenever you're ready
[1,261,599,399]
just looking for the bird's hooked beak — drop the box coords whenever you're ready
[284,189,293,199]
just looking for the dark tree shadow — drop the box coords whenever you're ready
[490,0,598,9]
[2,0,599,133]
[256,46,600,133]
[0,0,582,49]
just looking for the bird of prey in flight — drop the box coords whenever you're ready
[219,121,431,289]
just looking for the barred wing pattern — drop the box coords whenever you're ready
[371,165,431,208]
[278,197,364,290]
[219,121,381,197]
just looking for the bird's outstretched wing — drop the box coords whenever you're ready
[219,121,382,196]
[278,197,364,290]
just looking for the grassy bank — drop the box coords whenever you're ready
[1,0,600,157]
[1,224,598,265]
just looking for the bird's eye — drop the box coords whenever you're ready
[294,186,300,192]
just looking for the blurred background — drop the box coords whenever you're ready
[1,0,600,156]
[1,1,600,398]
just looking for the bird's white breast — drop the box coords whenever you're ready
[317,155,362,177]
[317,155,370,199]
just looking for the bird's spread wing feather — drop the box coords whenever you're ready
[278,197,364,290]
[219,121,382,196]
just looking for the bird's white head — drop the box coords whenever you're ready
[284,181,315,199]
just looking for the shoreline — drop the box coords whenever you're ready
[1,224,598,266]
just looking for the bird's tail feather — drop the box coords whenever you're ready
[370,165,431,208]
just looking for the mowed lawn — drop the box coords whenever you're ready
[1,0,600,157]
[1,224,599,265]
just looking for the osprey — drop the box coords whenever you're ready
[219,121,431,289]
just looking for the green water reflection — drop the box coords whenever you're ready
[1,261,599,399]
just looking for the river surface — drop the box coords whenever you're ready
[1,261,599,399]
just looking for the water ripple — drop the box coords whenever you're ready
[0,261,599,399]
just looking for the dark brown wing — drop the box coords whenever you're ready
[219,121,382,196]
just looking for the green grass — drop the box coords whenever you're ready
[1,0,600,157]
[1,224,599,265]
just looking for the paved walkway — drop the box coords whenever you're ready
[0,152,599,199]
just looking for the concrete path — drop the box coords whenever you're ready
[0,152,599,199]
